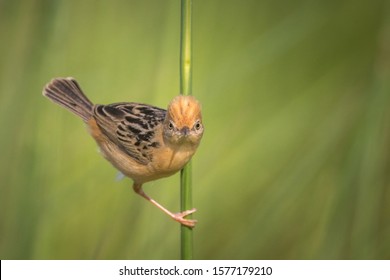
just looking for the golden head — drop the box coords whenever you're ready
[163,95,204,146]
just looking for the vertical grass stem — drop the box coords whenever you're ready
[180,0,193,260]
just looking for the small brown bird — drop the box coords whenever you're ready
[42,77,204,227]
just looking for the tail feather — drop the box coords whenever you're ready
[42,77,93,122]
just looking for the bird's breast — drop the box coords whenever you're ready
[150,144,195,177]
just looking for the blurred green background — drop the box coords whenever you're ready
[1,0,389,259]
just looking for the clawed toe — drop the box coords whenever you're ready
[173,208,197,228]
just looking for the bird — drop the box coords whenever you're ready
[42,77,204,227]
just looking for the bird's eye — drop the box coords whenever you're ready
[168,121,175,131]
[194,120,202,131]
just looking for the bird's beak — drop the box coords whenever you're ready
[181,126,190,136]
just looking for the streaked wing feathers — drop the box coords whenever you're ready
[93,102,166,165]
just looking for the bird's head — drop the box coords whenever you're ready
[163,95,204,147]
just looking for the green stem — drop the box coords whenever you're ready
[180,0,193,260]
[180,0,192,95]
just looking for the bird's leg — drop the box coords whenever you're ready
[133,183,197,228]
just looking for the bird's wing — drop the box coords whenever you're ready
[93,102,166,165]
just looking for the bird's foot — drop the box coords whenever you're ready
[172,208,197,228]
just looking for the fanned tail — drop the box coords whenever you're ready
[42,77,93,122]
